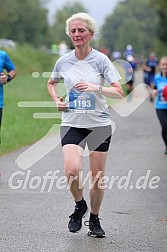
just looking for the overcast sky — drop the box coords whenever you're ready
[46,0,120,27]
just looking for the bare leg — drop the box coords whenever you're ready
[62,144,84,202]
[89,151,108,215]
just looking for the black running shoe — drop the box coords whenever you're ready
[68,201,88,233]
[85,216,105,238]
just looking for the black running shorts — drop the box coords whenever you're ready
[60,125,112,152]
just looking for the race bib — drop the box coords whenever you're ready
[69,91,95,113]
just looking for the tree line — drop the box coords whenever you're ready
[0,0,166,56]
[0,0,51,47]
[99,0,167,56]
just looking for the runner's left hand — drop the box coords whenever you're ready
[75,81,97,92]
[0,73,8,85]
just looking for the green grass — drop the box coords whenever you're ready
[0,75,63,156]
[5,44,57,74]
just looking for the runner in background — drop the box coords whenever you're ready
[0,50,16,143]
[143,52,159,102]
[0,49,16,179]
[124,55,137,100]
[123,44,135,58]
[153,56,167,155]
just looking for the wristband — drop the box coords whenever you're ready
[7,74,13,82]
[98,85,103,93]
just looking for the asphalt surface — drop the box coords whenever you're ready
[0,70,167,252]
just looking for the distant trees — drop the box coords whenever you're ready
[99,0,159,55]
[0,0,51,47]
[149,0,167,44]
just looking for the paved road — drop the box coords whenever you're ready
[0,71,167,252]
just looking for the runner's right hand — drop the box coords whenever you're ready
[56,97,67,111]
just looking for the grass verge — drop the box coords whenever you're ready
[0,74,62,156]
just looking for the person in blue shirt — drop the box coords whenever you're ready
[153,56,167,154]
[0,50,16,143]
[124,55,137,100]
[143,52,159,102]
[123,44,134,58]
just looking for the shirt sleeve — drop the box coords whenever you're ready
[102,57,121,84]
[4,52,16,72]
[51,59,63,83]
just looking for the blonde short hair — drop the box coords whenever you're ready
[160,56,167,62]
[65,12,99,36]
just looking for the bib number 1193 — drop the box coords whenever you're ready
[69,91,95,113]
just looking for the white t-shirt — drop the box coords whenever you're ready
[51,48,121,128]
